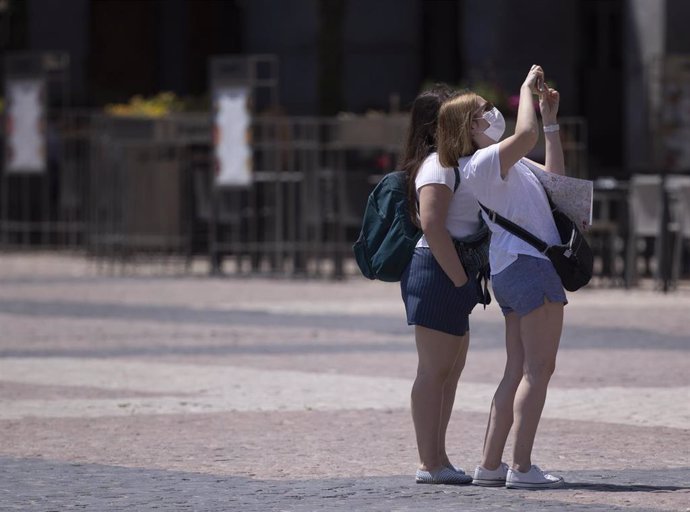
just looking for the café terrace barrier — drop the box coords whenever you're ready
[0,111,587,278]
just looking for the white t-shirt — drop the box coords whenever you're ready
[459,143,560,275]
[415,152,481,248]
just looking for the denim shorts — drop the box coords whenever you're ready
[400,247,480,336]
[492,254,568,317]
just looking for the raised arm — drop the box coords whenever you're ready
[539,85,565,175]
[497,65,543,178]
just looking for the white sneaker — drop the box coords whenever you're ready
[472,462,509,487]
[506,465,564,489]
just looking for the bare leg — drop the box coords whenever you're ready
[411,325,467,472]
[481,312,524,470]
[438,332,470,467]
[512,300,564,472]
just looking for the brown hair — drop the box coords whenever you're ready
[399,84,458,224]
[437,92,482,168]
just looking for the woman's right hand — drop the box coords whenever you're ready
[497,65,542,177]
[454,272,469,288]
[522,65,545,95]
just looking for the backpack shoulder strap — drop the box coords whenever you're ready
[413,167,460,209]
[478,202,549,253]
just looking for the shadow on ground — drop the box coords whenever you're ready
[1,457,687,511]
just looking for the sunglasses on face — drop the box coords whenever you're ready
[473,102,494,120]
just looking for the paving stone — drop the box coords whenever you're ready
[0,254,688,511]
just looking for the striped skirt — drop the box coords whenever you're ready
[400,247,480,336]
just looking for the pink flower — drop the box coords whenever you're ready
[508,95,521,114]
[507,94,539,113]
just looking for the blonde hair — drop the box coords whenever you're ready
[437,92,482,168]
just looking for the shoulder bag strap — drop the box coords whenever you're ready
[478,202,549,254]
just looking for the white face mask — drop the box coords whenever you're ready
[481,107,506,142]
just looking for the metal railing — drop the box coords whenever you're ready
[0,111,589,278]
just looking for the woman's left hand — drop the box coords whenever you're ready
[539,87,560,125]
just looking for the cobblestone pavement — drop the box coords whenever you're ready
[0,254,688,511]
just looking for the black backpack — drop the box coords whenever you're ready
[353,168,459,282]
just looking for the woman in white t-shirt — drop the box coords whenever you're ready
[437,65,567,489]
[399,85,487,485]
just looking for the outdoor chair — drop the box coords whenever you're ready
[671,183,690,285]
[589,177,628,283]
[625,175,666,287]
